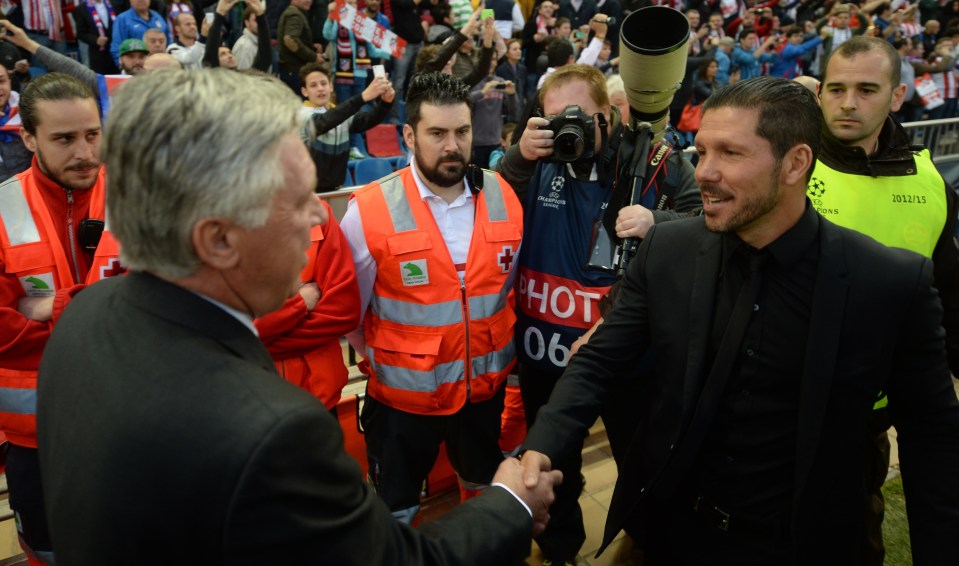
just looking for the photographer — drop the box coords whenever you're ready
[495,63,699,565]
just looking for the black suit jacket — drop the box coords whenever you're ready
[524,213,959,564]
[73,3,120,75]
[37,272,532,565]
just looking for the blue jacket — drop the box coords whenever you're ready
[732,45,776,80]
[715,48,732,85]
[771,37,823,78]
[110,9,170,64]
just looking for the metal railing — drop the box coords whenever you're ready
[902,117,959,164]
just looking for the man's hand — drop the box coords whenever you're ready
[570,318,602,356]
[96,35,109,47]
[615,205,655,239]
[328,1,338,17]
[216,0,239,16]
[0,20,40,53]
[481,80,499,95]
[461,6,484,37]
[589,16,608,40]
[283,35,299,52]
[494,455,562,536]
[14,59,29,73]
[504,80,516,95]
[483,12,495,46]
[298,282,321,311]
[18,296,54,322]
[519,116,554,161]
[362,76,390,102]
[382,83,396,103]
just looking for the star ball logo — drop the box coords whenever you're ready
[550,176,564,198]
[808,177,826,200]
[539,176,568,209]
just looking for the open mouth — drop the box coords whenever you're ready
[701,193,732,212]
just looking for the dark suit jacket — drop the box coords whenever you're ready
[37,272,532,565]
[73,3,120,75]
[524,213,959,564]
[557,0,597,30]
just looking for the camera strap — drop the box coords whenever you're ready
[602,124,655,242]
[594,112,609,187]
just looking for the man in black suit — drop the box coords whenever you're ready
[36,68,561,564]
[520,76,959,564]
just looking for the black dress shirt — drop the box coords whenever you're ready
[692,203,821,522]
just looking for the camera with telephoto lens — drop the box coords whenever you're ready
[544,105,596,163]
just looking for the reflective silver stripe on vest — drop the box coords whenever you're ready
[482,171,507,222]
[471,340,516,378]
[380,173,417,232]
[0,179,41,246]
[371,295,463,327]
[367,350,466,392]
[506,373,520,387]
[468,292,509,321]
[0,387,37,415]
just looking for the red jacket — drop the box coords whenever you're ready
[0,161,114,446]
[254,200,360,408]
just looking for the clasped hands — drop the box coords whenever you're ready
[492,450,562,535]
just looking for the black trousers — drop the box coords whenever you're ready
[361,385,506,513]
[641,497,790,566]
[6,444,53,556]
[518,363,586,561]
[862,408,891,566]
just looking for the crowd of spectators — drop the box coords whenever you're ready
[1,0,958,188]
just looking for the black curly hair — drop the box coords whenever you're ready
[405,72,472,128]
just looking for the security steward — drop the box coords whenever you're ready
[340,73,523,523]
[812,36,959,566]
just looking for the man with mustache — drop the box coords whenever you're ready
[520,76,959,564]
[340,72,525,526]
[0,72,119,565]
[812,35,959,565]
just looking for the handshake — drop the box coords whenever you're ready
[493,451,563,535]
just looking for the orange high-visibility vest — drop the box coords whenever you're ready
[354,167,523,415]
[0,167,119,446]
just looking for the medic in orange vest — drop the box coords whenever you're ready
[254,199,360,409]
[352,166,522,415]
[0,73,121,566]
[0,163,120,447]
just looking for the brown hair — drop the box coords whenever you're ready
[539,64,610,109]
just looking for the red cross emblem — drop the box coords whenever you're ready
[497,246,515,274]
[99,258,126,280]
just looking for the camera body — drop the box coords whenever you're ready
[544,105,596,163]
